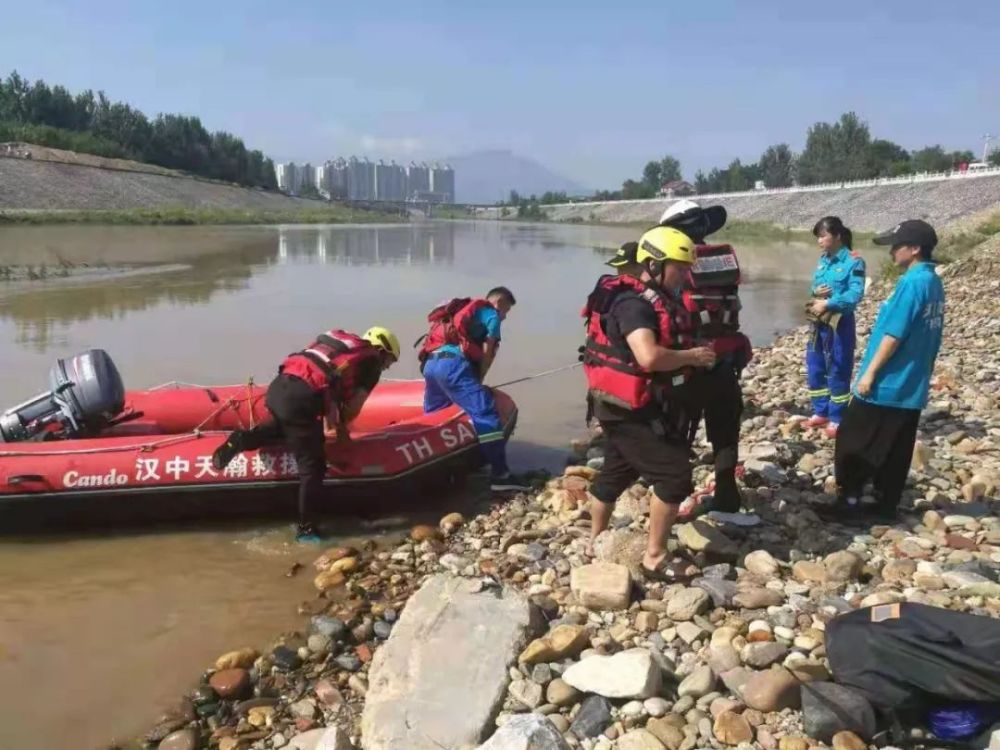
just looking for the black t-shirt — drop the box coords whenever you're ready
[354,357,382,394]
[591,293,661,422]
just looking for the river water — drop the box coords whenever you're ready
[0,221,863,748]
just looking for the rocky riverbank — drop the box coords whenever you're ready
[137,241,999,750]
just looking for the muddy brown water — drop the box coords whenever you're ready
[0,221,874,748]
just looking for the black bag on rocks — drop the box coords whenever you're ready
[826,603,1000,712]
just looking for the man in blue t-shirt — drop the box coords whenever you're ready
[832,219,945,521]
[422,286,531,492]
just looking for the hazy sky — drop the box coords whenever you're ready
[1,0,998,188]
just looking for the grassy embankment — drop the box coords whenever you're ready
[0,204,406,226]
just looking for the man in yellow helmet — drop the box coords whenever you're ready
[582,226,716,580]
[212,326,399,542]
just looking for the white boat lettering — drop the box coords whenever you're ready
[63,469,129,488]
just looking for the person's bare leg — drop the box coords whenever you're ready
[643,493,678,571]
[587,495,613,556]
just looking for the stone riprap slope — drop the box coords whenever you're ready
[540,175,1000,232]
[0,154,315,211]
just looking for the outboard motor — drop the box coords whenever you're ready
[0,349,125,442]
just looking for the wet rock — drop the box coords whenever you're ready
[741,668,801,712]
[214,648,259,670]
[373,620,393,640]
[479,713,570,749]
[570,695,614,738]
[519,625,590,665]
[411,524,442,542]
[291,698,318,720]
[570,563,631,610]
[713,711,753,745]
[801,682,877,742]
[362,575,533,750]
[666,588,710,621]
[313,569,346,592]
[335,653,362,672]
[563,649,661,699]
[440,512,465,534]
[158,728,199,750]
[208,668,251,700]
[314,679,344,707]
[272,645,303,671]
[310,615,347,640]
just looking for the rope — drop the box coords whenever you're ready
[492,362,582,388]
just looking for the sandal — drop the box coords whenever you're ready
[641,557,699,583]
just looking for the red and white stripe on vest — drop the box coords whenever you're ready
[580,274,693,411]
[280,329,379,398]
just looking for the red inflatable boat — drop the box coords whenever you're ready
[0,378,517,530]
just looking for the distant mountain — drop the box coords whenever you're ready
[442,149,589,204]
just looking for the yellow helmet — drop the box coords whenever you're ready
[636,226,696,266]
[363,326,400,361]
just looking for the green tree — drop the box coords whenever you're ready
[621,178,653,200]
[868,139,911,176]
[989,150,1000,167]
[758,144,795,187]
[797,112,874,184]
[641,160,662,193]
[658,155,682,184]
[508,189,521,206]
[911,146,948,172]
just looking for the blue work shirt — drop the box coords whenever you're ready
[811,247,867,313]
[434,305,501,358]
[855,262,945,410]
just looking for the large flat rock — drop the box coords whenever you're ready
[361,574,535,750]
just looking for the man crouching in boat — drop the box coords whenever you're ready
[417,287,531,492]
[582,226,716,581]
[212,327,400,542]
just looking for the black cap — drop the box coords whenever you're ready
[605,241,638,268]
[873,219,938,250]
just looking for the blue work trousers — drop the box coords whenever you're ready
[806,313,856,423]
[423,354,508,476]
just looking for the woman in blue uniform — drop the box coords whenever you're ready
[806,216,866,438]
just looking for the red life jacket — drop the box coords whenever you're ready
[416,297,494,365]
[581,274,693,410]
[280,329,379,399]
[681,244,753,367]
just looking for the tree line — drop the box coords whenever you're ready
[0,71,277,189]
[604,112,994,200]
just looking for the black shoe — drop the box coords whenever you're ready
[711,473,743,514]
[211,433,243,471]
[861,504,900,523]
[490,472,532,492]
[815,496,866,524]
